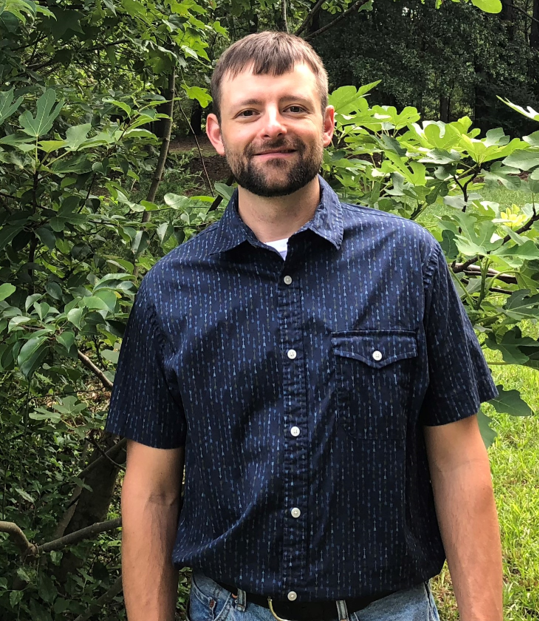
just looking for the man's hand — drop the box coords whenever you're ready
[121,440,185,621]
[424,415,503,621]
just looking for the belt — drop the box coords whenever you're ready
[216,581,395,621]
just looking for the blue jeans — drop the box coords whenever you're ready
[188,574,441,621]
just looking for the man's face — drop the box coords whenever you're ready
[207,63,334,197]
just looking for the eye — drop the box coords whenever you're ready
[237,109,257,118]
[286,105,306,113]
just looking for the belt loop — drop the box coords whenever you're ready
[335,599,349,621]
[235,587,247,612]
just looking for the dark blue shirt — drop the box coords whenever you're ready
[106,176,497,601]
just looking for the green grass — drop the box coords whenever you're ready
[431,361,539,620]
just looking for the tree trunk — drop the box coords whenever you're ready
[189,99,203,136]
[439,94,450,122]
[500,0,516,39]
[54,436,126,585]
[531,0,539,49]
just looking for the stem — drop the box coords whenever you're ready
[305,0,369,41]
[296,0,325,36]
[177,96,214,196]
[77,350,113,390]
[142,69,176,224]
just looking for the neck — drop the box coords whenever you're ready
[237,177,321,243]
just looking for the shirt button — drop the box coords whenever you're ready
[290,426,300,437]
[283,275,293,285]
[287,349,297,360]
[287,591,298,601]
[291,507,301,518]
[372,350,383,361]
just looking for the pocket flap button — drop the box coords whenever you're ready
[372,350,383,361]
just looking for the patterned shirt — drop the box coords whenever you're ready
[106,176,497,601]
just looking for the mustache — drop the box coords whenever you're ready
[246,137,304,157]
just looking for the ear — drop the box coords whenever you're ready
[206,113,226,156]
[322,105,335,148]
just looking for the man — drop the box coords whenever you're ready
[107,31,503,621]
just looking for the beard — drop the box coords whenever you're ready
[223,135,324,198]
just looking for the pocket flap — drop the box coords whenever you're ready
[332,331,418,368]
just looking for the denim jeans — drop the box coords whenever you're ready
[188,573,441,621]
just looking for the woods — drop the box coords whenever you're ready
[1,0,539,619]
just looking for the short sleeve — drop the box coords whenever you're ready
[420,244,498,426]
[105,279,186,448]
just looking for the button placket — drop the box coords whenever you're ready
[277,263,309,590]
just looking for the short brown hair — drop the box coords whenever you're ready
[210,31,328,120]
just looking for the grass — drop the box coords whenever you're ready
[431,361,539,620]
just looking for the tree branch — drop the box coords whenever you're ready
[77,350,113,390]
[1,517,121,558]
[78,438,127,480]
[0,521,36,555]
[87,436,125,472]
[282,0,289,32]
[296,0,325,36]
[304,0,370,41]
[507,3,539,24]
[73,576,123,621]
[37,517,122,553]
[453,209,539,273]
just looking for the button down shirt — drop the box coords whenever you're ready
[106,176,497,601]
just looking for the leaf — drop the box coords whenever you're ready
[0,88,24,124]
[17,335,48,377]
[64,123,92,151]
[502,150,539,172]
[477,408,497,448]
[0,283,16,302]
[67,307,83,328]
[101,349,119,363]
[183,85,212,108]
[35,226,56,250]
[57,331,75,352]
[19,89,64,138]
[213,183,235,201]
[500,99,539,122]
[164,193,192,210]
[30,409,61,423]
[490,386,534,417]
[15,487,35,503]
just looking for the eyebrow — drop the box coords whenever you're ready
[232,95,314,110]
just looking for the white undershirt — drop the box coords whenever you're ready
[264,238,289,260]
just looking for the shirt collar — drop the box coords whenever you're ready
[209,175,344,255]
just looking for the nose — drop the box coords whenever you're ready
[262,106,287,139]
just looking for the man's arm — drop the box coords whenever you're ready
[121,439,185,621]
[424,415,503,621]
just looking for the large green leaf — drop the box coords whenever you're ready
[502,151,539,172]
[19,89,64,138]
[471,0,502,12]
[490,386,534,417]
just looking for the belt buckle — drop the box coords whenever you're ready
[267,597,294,621]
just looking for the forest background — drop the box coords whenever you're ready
[2,0,539,619]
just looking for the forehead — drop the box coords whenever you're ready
[220,63,319,111]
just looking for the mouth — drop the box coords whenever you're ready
[253,149,297,159]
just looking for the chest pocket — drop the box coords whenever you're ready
[332,331,418,440]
